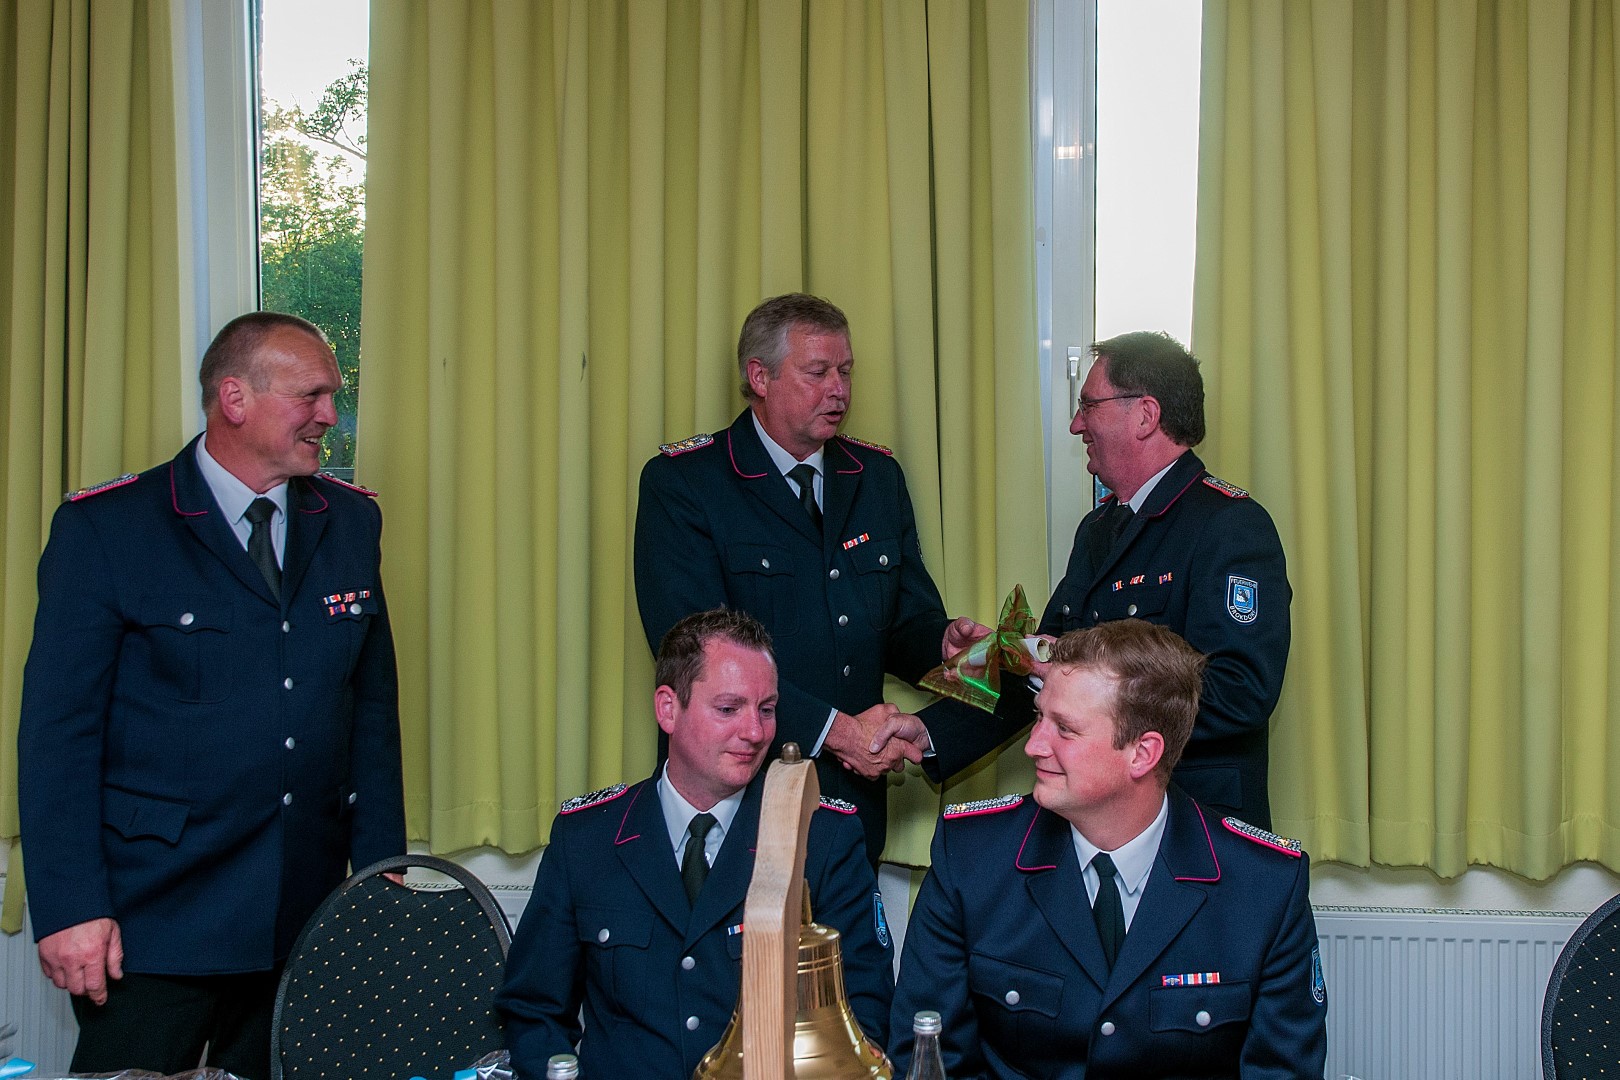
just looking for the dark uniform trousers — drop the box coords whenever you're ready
[17,437,406,1077]
[919,450,1291,826]
[634,410,953,860]
[497,772,893,1079]
[889,788,1328,1079]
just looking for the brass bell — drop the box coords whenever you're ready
[693,890,892,1079]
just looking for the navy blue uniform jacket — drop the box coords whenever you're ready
[17,438,406,974]
[497,772,893,1080]
[919,451,1290,824]
[634,410,954,859]
[890,788,1327,1079]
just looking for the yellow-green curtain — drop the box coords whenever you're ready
[1195,0,1620,878]
[0,0,186,930]
[361,0,1042,865]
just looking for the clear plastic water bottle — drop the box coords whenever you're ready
[906,1010,947,1079]
[545,1053,580,1079]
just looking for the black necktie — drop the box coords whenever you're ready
[245,497,281,601]
[788,463,822,531]
[1091,853,1126,970]
[681,812,717,903]
[1085,500,1133,571]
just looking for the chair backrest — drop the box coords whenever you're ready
[272,854,512,1080]
[1542,891,1620,1079]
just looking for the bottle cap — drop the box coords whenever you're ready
[913,1009,943,1035]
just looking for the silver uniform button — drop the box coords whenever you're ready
[283,677,294,690]
[1195,1010,1212,1028]
[347,792,357,804]
[837,614,849,626]
[761,558,770,569]
[829,568,840,580]
[1004,990,1020,1006]
[598,929,610,943]
[681,956,695,970]
[1062,604,1070,616]
[843,665,851,676]
[179,612,195,626]
[878,554,889,566]
[1091,610,1099,620]
[349,602,362,615]
[1100,1021,1116,1036]
[686,1016,700,1031]
[284,737,295,750]
[282,793,293,806]
[1127,603,1138,616]
[281,621,291,633]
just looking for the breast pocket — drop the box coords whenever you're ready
[850,538,901,629]
[318,588,380,670]
[1148,980,1252,1034]
[577,906,656,1003]
[968,951,1066,1048]
[724,544,797,635]
[137,597,233,704]
[1092,579,1173,624]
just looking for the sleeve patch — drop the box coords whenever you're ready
[65,473,138,501]
[1202,475,1250,499]
[818,796,859,815]
[316,472,379,497]
[1222,816,1303,857]
[836,433,893,455]
[560,783,628,813]
[659,433,713,456]
[944,794,1024,819]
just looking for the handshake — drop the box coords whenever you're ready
[821,615,1004,780]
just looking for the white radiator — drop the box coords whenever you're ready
[1314,907,1582,1080]
[0,883,1588,1079]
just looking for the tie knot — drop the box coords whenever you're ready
[788,463,817,488]
[1091,852,1119,880]
[245,497,277,525]
[687,811,717,844]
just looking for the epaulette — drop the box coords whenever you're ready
[65,474,138,501]
[837,433,893,456]
[316,472,378,497]
[560,784,628,814]
[944,794,1024,819]
[818,796,858,815]
[1202,475,1250,499]
[1222,817,1303,857]
[660,433,713,456]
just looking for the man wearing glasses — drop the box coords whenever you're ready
[1039,331,1290,827]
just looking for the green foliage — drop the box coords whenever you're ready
[259,73,366,472]
[297,59,367,160]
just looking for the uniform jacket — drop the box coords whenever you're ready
[890,788,1327,1079]
[17,437,406,974]
[634,410,951,858]
[497,772,894,1080]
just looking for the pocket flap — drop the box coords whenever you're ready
[850,539,901,575]
[103,787,189,844]
[1149,980,1251,1033]
[725,545,791,576]
[577,907,654,949]
[968,951,1064,1018]
[138,597,231,633]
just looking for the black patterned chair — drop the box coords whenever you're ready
[1542,891,1620,1079]
[271,855,512,1080]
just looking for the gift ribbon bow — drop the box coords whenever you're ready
[920,584,1049,713]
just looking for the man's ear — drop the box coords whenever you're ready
[1128,731,1165,781]
[217,376,250,425]
[1136,395,1162,440]
[654,684,680,737]
[745,357,773,400]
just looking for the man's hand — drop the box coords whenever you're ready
[824,703,928,779]
[39,917,123,1005]
[867,711,932,757]
[942,616,994,660]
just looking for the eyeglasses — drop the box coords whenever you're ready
[1076,393,1143,415]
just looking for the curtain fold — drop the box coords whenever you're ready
[1195,0,1620,877]
[362,0,1042,863]
[0,0,185,927]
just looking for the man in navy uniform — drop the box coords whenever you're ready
[890,620,1326,1079]
[497,608,892,1079]
[17,312,405,1078]
[633,294,984,862]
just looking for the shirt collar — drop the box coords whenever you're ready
[657,763,746,855]
[1069,793,1171,898]
[1125,458,1178,513]
[751,411,826,480]
[195,432,289,523]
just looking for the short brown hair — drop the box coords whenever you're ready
[736,293,850,400]
[199,311,330,409]
[1047,620,1206,781]
[655,609,775,706]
